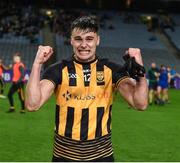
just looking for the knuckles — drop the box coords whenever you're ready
[38,45,53,54]
[128,48,141,55]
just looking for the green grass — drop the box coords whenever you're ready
[0,84,180,161]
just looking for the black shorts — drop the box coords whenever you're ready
[0,77,4,86]
[52,154,114,162]
[11,82,24,90]
[149,82,157,90]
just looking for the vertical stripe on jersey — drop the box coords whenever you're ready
[67,61,77,86]
[95,107,104,137]
[107,105,112,133]
[82,64,91,87]
[65,107,74,138]
[80,108,89,140]
[55,105,60,133]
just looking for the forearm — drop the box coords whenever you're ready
[2,64,11,70]
[133,77,148,110]
[26,63,42,111]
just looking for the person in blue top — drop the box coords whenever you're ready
[157,65,171,105]
[169,66,179,88]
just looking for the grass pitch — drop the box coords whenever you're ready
[0,84,180,161]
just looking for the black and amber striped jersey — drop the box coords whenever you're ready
[42,56,129,161]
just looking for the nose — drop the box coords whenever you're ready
[80,40,87,49]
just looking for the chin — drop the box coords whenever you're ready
[77,55,92,61]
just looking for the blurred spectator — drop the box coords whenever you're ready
[53,9,115,45]
[0,2,45,44]
[160,14,175,32]
[169,66,179,88]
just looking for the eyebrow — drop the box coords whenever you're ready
[86,36,94,39]
[74,36,82,39]
[73,36,95,39]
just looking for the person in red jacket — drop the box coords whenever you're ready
[7,53,26,113]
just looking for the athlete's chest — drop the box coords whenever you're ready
[55,63,113,103]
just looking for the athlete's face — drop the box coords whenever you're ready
[71,28,100,62]
[161,66,166,70]
[151,63,156,68]
[13,56,21,63]
[167,67,171,71]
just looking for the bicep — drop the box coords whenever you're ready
[117,78,136,107]
[39,79,55,107]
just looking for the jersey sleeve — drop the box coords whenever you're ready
[41,62,62,87]
[106,61,130,88]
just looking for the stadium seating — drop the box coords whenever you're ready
[0,32,43,69]
[0,8,179,72]
[172,14,180,26]
[165,26,180,49]
[56,13,166,49]
[56,12,180,71]
[99,14,166,49]
[0,43,38,69]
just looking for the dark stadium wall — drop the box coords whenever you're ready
[6,0,180,12]
[133,0,180,13]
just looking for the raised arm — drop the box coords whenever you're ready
[25,45,54,111]
[0,62,11,70]
[118,48,148,111]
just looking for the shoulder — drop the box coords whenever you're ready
[45,59,68,71]
[98,58,123,70]
[47,61,63,69]
[19,62,25,68]
[43,58,72,78]
[101,59,124,72]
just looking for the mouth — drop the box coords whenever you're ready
[78,50,90,55]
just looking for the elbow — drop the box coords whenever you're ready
[135,101,148,111]
[26,105,39,112]
[136,105,148,111]
[25,101,40,112]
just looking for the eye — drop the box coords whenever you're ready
[86,37,94,41]
[74,38,82,41]
[73,36,82,42]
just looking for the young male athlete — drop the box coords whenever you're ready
[26,16,148,162]
[7,53,26,113]
[148,62,159,105]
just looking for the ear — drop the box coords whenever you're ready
[70,37,73,45]
[96,35,100,46]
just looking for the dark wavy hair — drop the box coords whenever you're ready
[70,15,99,34]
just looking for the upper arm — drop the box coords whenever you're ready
[117,78,136,107]
[105,60,136,106]
[105,61,130,88]
[39,62,63,106]
[41,62,62,85]
[39,79,55,107]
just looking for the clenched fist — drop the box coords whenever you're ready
[34,45,53,65]
[125,48,143,66]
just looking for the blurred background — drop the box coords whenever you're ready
[0,0,180,72]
